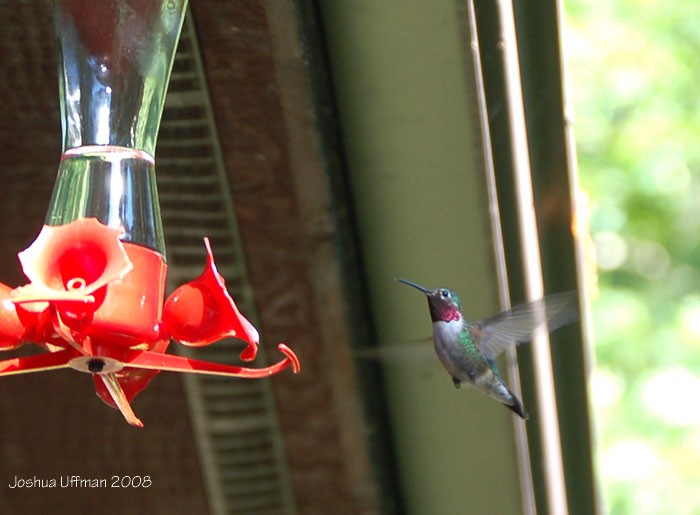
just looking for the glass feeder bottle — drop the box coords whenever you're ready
[47,0,189,257]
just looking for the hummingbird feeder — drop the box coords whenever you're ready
[0,0,300,427]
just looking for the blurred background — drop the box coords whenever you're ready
[0,0,691,514]
[567,0,700,513]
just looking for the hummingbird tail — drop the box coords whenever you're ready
[483,365,530,420]
[504,387,529,420]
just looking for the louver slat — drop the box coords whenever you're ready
[156,13,294,515]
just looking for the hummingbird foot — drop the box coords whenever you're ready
[452,377,462,389]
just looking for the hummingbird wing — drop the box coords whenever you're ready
[473,291,579,360]
[354,337,433,363]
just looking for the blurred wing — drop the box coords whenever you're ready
[355,337,433,364]
[474,291,579,360]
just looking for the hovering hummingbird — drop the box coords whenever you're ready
[396,279,579,419]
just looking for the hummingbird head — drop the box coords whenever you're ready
[396,278,463,323]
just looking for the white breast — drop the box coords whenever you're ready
[432,319,466,379]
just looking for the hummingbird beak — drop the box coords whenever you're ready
[395,278,431,294]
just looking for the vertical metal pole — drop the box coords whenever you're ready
[466,2,537,514]
[495,1,569,513]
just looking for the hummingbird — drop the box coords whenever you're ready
[396,278,579,419]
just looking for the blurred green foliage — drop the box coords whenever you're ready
[566,0,700,513]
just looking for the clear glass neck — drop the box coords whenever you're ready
[48,0,188,255]
[47,145,166,254]
[54,0,187,154]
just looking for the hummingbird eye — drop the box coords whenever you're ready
[440,289,449,299]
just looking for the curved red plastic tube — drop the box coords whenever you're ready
[122,343,301,378]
